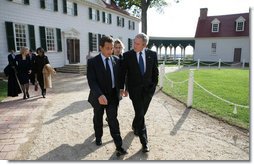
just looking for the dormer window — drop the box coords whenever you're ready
[235,16,246,32]
[211,18,220,32]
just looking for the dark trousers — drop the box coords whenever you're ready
[37,73,46,95]
[131,89,153,145]
[93,89,122,148]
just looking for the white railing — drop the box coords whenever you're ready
[169,59,247,70]
[160,64,249,114]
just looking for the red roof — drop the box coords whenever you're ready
[102,1,130,16]
[195,13,249,38]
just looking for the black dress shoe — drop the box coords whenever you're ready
[23,94,26,100]
[95,139,102,146]
[116,147,127,156]
[142,144,150,153]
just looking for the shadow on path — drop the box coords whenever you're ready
[37,133,113,160]
[170,108,191,136]
[44,100,92,125]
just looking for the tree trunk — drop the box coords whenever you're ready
[141,0,150,34]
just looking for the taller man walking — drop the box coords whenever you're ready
[120,33,159,152]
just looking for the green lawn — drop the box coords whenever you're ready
[0,80,7,102]
[162,69,250,129]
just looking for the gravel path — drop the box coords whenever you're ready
[14,72,249,160]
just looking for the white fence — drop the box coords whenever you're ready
[159,63,249,114]
[165,59,247,69]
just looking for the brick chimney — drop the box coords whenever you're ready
[200,8,208,20]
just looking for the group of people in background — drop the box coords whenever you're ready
[87,33,159,156]
[5,32,158,157]
[6,47,55,99]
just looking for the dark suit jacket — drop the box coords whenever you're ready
[87,54,121,109]
[120,49,159,100]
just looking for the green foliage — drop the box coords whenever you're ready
[0,80,7,102]
[162,69,250,129]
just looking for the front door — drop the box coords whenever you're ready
[233,48,241,62]
[67,39,80,64]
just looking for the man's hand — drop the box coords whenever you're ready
[98,95,108,105]
[120,89,128,97]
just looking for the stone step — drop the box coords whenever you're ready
[56,65,87,75]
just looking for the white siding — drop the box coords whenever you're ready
[194,37,250,62]
[0,0,140,71]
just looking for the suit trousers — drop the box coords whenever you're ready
[93,89,122,148]
[130,88,153,145]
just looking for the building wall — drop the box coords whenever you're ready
[0,0,140,71]
[194,37,250,62]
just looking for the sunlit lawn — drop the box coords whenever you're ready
[0,80,7,102]
[162,69,250,129]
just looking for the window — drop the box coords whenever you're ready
[45,0,54,11]
[235,16,246,32]
[129,20,135,30]
[89,8,99,21]
[13,0,23,4]
[211,43,216,55]
[63,0,77,16]
[211,18,220,32]
[102,12,112,24]
[212,24,219,32]
[92,33,98,52]
[67,1,74,15]
[14,23,28,51]
[236,22,244,31]
[117,16,124,27]
[45,27,56,51]
[12,0,29,5]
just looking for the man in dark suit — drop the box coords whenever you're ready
[87,36,127,156]
[120,33,159,153]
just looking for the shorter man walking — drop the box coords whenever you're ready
[87,36,127,156]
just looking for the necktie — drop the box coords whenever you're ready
[139,52,144,75]
[105,58,112,88]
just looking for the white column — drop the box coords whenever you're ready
[218,59,221,69]
[197,59,200,69]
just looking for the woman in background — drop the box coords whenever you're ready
[7,50,21,97]
[34,47,50,98]
[15,47,32,99]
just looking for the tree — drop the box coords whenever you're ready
[112,0,170,34]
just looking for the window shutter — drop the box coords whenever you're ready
[122,18,124,27]
[54,0,58,11]
[24,0,29,5]
[89,32,93,52]
[62,0,67,14]
[109,14,112,24]
[128,38,131,50]
[98,34,101,46]
[133,22,135,30]
[97,10,100,21]
[5,22,16,52]
[28,25,36,51]
[40,0,45,9]
[117,16,120,26]
[39,26,47,51]
[102,12,105,23]
[89,8,92,20]
[74,3,78,16]
[56,28,62,52]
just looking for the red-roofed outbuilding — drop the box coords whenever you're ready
[194,8,250,63]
